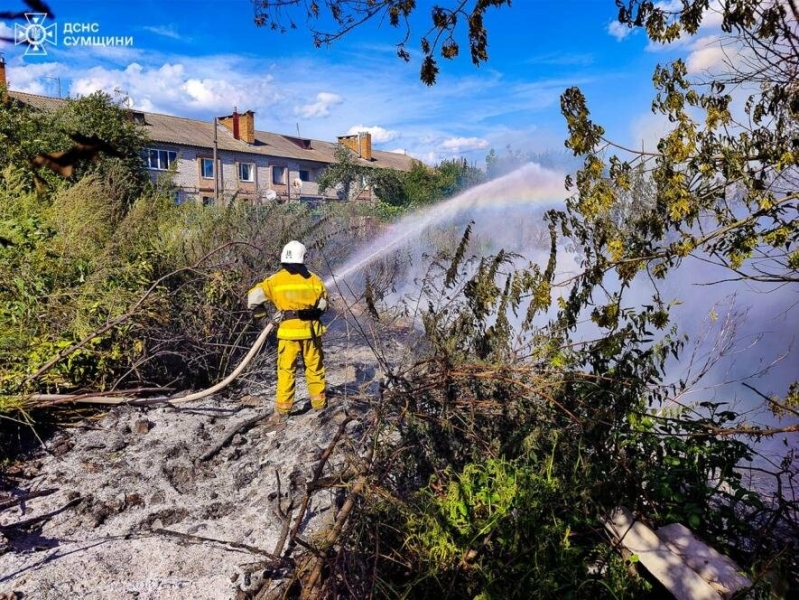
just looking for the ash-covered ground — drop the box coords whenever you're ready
[0,316,397,600]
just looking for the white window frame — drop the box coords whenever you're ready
[144,148,177,171]
[201,158,215,179]
[239,162,255,182]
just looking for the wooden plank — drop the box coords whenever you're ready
[657,523,751,599]
[603,507,720,600]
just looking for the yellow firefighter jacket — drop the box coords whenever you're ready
[248,268,328,340]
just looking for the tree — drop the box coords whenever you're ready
[317,144,367,200]
[0,90,149,200]
[399,158,484,206]
[319,145,482,209]
[485,144,529,180]
[435,157,484,194]
[251,0,512,84]
[317,143,410,206]
[560,0,798,417]
[49,91,150,203]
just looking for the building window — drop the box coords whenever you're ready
[239,162,254,182]
[201,158,214,179]
[299,169,311,182]
[272,166,285,185]
[143,148,177,171]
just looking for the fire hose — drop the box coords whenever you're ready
[26,312,283,407]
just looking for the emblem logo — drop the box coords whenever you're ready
[15,13,57,56]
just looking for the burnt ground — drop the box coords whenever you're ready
[0,313,404,599]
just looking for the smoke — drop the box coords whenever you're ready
[326,162,797,471]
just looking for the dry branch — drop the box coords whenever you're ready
[287,417,353,550]
[151,527,288,561]
[0,488,57,512]
[301,475,368,599]
[0,496,83,532]
[198,411,272,462]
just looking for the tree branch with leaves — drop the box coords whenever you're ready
[251,0,512,84]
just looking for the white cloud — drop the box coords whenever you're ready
[685,36,731,74]
[608,21,633,42]
[62,59,280,116]
[142,25,181,40]
[685,41,727,74]
[2,59,62,95]
[294,92,343,118]
[345,125,399,144]
[526,52,595,66]
[440,136,489,153]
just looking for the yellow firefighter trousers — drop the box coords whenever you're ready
[276,337,326,414]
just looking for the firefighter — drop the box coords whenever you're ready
[247,240,328,418]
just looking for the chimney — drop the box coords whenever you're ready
[240,110,255,144]
[359,131,372,161]
[232,108,240,140]
[337,133,372,160]
[218,109,255,143]
[338,134,360,156]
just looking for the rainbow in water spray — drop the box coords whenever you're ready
[324,162,569,288]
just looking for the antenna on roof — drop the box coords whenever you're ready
[43,77,62,98]
[113,86,131,108]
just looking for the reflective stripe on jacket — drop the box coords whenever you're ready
[249,269,327,340]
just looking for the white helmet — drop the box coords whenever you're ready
[280,240,306,264]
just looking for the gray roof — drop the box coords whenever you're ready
[8,90,416,171]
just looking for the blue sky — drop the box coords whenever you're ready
[1,0,728,166]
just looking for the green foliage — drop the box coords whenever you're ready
[50,91,149,199]
[311,3,799,586]
[318,144,483,210]
[404,159,484,207]
[0,91,148,199]
[0,154,373,401]
[564,5,798,281]
[402,456,589,599]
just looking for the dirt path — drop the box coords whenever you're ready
[0,319,388,599]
